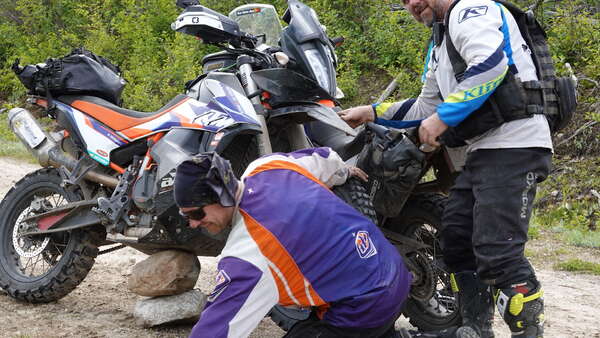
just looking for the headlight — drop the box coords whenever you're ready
[304,49,330,91]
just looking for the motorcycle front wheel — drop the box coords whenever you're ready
[0,168,99,303]
[388,193,462,331]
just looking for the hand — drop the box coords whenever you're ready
[338,105,375,128]
[348,166,369,182]
[418,113,448,147]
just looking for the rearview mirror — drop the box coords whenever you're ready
[176,0,199,9]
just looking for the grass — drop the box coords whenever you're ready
[0,101,43,162]
[0,140,35,162]
[554,259,600,275]
[528,218,542,240]
[562,229,600,248]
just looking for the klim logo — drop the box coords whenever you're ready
[355,231,378,259]
[458,6,488,23]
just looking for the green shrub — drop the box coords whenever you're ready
[555,258,600,275]
[562,229,600,248]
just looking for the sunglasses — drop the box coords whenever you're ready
[179,208,206,221]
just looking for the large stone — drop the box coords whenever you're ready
[127,250,200,297]
[133,289,207,327]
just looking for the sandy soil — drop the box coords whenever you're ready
[0,157,599,338]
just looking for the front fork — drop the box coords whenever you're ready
[238,59,311,155]
[238,60,273,156]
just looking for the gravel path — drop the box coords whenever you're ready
[1,157,598,337]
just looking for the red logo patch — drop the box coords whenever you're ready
[355,231,378,259]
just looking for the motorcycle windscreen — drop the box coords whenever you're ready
[228,4,282,47]
[284,0,328,44]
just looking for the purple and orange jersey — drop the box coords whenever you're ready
[190,148,412,338]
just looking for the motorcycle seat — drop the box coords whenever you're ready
[56,94,190,131]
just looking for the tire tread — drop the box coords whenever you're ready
[0,168,98,303]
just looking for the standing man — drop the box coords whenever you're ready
[174,148,412,338]
[339,0,551,337]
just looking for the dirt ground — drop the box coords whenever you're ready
[1,157,599,338]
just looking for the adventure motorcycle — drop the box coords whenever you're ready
[0,0,350,302]
[0,0,459,332]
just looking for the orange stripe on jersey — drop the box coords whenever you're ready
[247,160,329,190]
[240,209,326,307]
[269,266,294,306]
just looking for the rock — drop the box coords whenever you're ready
[128,250,200,297]
[133,289,207,328]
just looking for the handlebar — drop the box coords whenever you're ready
[365,122,392,142]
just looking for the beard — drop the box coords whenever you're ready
[200,224,231,241]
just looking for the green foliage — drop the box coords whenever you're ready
[528,214,541,239]
[0,111,19,143]
[555,258,600,275]
[546,2,600,80]
[0,140,32,161]
[0,0,210,111]
[534,156,600,249]
[562,229,600,248]
[1,0,597,110]
[0,0,433,109]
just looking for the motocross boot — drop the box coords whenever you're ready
[451,271,495,338]
[494,278,544,338]
[408,271,495,338]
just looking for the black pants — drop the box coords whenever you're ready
[283,312,399,338]
[441,148,552,288]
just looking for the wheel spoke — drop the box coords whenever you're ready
[22,256,33,272]
[29,254,42,276]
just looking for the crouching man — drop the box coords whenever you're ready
[174,148,412,338]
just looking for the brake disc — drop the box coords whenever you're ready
[12,197,52,258]
[13,221,51,258]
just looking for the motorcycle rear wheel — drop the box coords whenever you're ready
[0,168,99,303]
[388,193,462,331]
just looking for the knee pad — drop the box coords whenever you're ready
[494,280,544,337]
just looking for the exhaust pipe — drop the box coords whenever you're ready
[8,107,119,188]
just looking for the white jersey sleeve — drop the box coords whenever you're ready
[242,147,349,187]
[189,213,278,338]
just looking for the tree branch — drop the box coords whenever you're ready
[556,120,599,147]
[377,78,399,103]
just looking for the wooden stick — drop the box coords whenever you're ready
[377,77,399,103]
[556,120,599,147]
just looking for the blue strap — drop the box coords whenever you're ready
[496,2,517,73]
[374,117,422,129]
[422,40,434,83]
